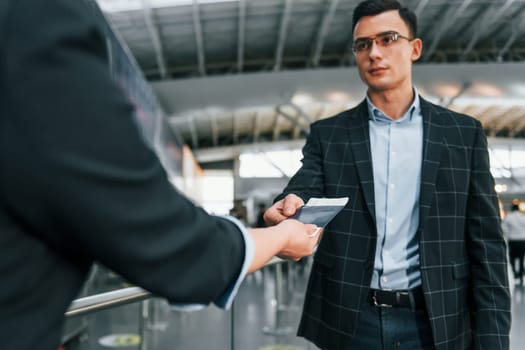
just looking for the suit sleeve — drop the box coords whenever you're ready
[3,0,248,305]
[275,123,325,203]
[465,121,511,348]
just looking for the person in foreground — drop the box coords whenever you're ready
[265,0,511,349]
[0,1,320,349]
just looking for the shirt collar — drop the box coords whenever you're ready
[366,87,421,123]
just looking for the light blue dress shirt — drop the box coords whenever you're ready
[171,215,254,311]
[367,90,423,290]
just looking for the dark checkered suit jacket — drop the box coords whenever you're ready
[277,98,511,350]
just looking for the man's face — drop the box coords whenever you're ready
[353,10,422,93]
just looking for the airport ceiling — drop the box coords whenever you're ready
[96,0,525,157]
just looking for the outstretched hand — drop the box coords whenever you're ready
[264,194,305,226]
[248,217,321,273]
[275,219,322,261]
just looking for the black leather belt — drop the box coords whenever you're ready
[368,287,425,310]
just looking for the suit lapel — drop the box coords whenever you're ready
[419,98,444,228]
[347,101,376,223]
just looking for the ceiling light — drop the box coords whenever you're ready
[325,91,351,103]
[469,82,503,97]
[291,93,314,105]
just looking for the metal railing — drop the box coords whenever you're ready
[64,257,300,350]
[66,286,151,317]
[65,257,285,318]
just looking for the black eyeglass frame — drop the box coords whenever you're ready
[352,31,414,54]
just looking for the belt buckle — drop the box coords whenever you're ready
[371,291,392,308]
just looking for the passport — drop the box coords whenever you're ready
[289,197,349,227]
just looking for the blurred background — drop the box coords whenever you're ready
[60,1,525,349]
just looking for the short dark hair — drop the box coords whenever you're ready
[352,0,417,38]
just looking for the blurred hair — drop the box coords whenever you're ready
[352,0,417,38]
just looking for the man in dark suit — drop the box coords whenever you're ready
[0,1,320,349]
[265,1,511,349]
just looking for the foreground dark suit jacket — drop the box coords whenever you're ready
[278,98,511,349]
[0,1,245,349]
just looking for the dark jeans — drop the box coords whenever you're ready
[509,240,525,282]
[347,301,435,350]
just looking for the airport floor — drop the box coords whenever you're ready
[70,262,525,350]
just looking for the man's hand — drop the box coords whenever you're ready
[264,194,304,226]
[248,219,320,272]
[275,219,322,261]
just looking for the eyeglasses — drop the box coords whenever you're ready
[352,31,414,54]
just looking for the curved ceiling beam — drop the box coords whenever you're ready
[259,152,290,178]
[210,113,219,146]
[498,12,525,59]
[414,0,429,18]
[492,107,525,134]
[275,104,310,136]
[252,111,261,143]
[187,115,199,149]
[272,110,282,141]
[232,111,239,144]
[509,111,525,137]
[443,81,471,108]
[311,0,340,67]
[423,0,473,61]
[274,0,293,71]
[140,0,167,79]
[237,0,246,73]
[192,0,206,76]
[463,0,515,58]
[477,106,506,130]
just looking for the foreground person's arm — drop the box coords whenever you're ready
[249,219,319,273]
